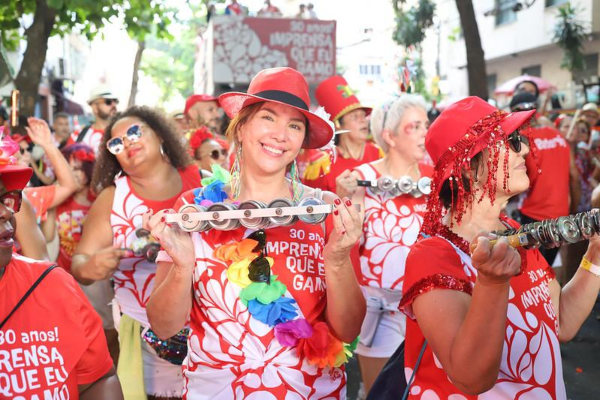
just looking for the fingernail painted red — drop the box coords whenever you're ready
[334,210,339,216]
[345,199,352,207]
[334,198,342,205]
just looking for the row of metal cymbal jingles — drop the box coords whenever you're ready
[357,176,432,198]
[481,209,600,252]
[165,197,341,232]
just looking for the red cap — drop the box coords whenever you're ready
[184,94,220,116]
[219,67,334,149]
[315,75,372,122]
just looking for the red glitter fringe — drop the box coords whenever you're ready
[399,273,474,317]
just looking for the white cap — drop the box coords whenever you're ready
[582,103,599,115]
[87,84,117,104]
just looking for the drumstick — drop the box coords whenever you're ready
[469,232,530,253]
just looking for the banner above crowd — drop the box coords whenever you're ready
[207,16,336,86]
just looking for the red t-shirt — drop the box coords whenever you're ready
[24,186,92,273]
[0,255,113,399]
[304,142,383,192]
[400,219,565,399]
[520,127,570,221]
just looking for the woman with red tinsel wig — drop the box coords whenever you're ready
[399,97,600,399]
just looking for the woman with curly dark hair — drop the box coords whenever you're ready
[71,106,200,399]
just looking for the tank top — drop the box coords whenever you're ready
[354,163,432,290]
[111,165,200,325]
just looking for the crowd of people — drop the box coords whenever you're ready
[1,66,599,400]
[206,0,319,21]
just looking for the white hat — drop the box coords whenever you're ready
[582,103,599,115]
[87,84,117,104]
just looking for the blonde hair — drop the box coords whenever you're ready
[369,94,427,153]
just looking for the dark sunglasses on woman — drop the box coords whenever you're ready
[0,190,23,213]
[106,124,144,155]
[507,130,529,153]
[199,149,227,161]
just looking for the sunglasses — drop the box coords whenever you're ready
[0,190,23,213]
[199,149,227,161]
[106,124,144,155]
[506,130,528,153]
[247,230,271,284]
[104,99,119,106]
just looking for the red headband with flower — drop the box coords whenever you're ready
[71,148,95,163]
[189,126,214,150]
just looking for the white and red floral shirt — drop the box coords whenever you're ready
[400,220,565,399]
[172,190,347,399]
[354,163,432,290]
[111,166,200,325]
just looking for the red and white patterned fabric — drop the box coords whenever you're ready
[68,127,105,154]
[354,163,432,290]
[400,222,565,399]
[171,190,346,399]
[111,166,200,325]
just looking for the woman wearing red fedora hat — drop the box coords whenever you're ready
[0,130,123,399]
[349,94,433,395]
[303,75,383,196]
[398,97,600,398]
[144,67,365,399]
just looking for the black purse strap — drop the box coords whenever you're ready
[402,340,428,400]
[0,265,57,330]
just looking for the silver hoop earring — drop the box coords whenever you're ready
[160,145,165,157]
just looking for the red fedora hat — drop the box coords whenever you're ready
[315,75,372,123]
[219,67,334,149]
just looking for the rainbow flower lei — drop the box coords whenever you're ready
[214,232,358,369]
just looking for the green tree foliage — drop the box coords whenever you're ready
[139,0,226,107]
[392,0,436,49]
[553,3,589,73]
[0,0,173,115]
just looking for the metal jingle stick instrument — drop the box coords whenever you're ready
[357,176,432,197]
[469,209,600,253]
[164,197,358,232]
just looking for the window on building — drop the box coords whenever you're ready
[487,74,497,97]
[572,53,599,84]
[521,65,542,77]
[546,0,567,7]
[496,0,517,26]
[359,64,382,77]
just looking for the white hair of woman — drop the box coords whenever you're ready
[370,94,428,153]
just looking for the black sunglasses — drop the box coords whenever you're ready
[507,130,528,153]
[0,190,23,213]
[200,149,227,161]
[247,230,270,284]
[104,99,119,106]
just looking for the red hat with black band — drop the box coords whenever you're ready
[422,96,536,233]
[218,67,334,149]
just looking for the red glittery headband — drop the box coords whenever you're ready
[189,126,214,150]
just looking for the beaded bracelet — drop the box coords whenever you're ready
[580,257,600,277]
